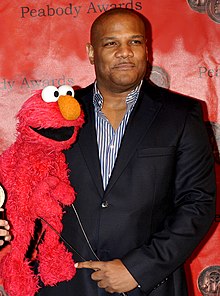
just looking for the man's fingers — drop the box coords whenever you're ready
[0,220,9,228]
[4,234,11,241]
[75,261,103,270]
[0,229,9,237]
[97,280,108,289]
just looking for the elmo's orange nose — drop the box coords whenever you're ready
[58,95,81,120]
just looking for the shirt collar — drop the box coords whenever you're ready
[93,80,143,112]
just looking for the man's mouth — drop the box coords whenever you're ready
[113,63,135,70]
[30,126,75,142]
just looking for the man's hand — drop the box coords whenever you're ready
[0,212,11,246]
[75,259,138,294]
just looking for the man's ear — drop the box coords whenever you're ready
[86,43,94,65]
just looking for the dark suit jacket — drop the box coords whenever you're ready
[37,80,216,296]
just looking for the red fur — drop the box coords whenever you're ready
[0,89,84,296]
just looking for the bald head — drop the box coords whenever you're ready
[90,8,149,46]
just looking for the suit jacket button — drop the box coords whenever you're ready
[101,201,109,208]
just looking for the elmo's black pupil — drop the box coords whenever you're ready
[54,91,59,98]
[67,91,72,96]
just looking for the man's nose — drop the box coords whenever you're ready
[115,44,134,58]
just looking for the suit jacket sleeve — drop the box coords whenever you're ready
[121,100,216,294]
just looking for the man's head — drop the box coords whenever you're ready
[86,8,151,94]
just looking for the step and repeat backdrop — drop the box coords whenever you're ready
[0,1,220,295]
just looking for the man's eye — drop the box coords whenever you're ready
[104,42,117,47]
[131,40,142,45]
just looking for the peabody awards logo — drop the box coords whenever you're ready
[187,0,220,23]
[148,66,170,89]
[198,266,220,295]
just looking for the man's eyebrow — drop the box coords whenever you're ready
[101,35,145,41]
[130,35,145,39]
[101,36,117,41]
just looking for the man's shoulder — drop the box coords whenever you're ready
[142,80,202,111]
[74,83,94,101]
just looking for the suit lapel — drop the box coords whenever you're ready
[105,82,163,195]
[77,87,104,197]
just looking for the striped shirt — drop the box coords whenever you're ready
[93,81,142,190]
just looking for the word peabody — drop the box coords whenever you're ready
[20,1,142,18]
[199,66,220,78]
[21,3,82,18]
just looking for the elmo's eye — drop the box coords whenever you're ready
[58,85,74,97]
[42,86,59,103]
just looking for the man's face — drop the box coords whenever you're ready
[87,13,148,93]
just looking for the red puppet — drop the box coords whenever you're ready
[0,85,84,296]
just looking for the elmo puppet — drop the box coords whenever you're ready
[0,85,84,296]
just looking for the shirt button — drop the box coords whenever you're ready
[101,201,109,208]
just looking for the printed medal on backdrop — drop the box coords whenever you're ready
[198,266,220,295]
[187,0,220,23]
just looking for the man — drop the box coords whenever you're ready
[38,8,216,296]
